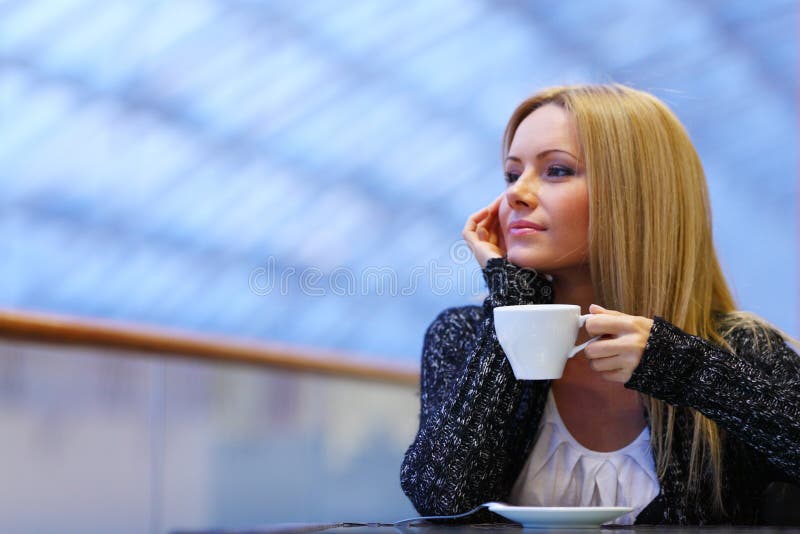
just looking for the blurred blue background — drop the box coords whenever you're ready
[1,0,797,362]
[0,1,797,532]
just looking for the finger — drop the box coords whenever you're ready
[481,209,496,236]
[492,198,508,250]
[462,223,475,239]
[467,208,490,226]
[462,223,481,244]
[475,214,491,232]
[582,338,625,359]
[589,304,625,316]
[485,202,503,236]
[468,196,506,250]
[464,209,489,234]
[478,208,497,233]
[588,355,624,373]
[584,314,631,337]
[479,197,499,228]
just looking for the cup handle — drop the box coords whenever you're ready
[568,314,601,358]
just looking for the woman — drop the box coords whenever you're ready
[400,84,800,525]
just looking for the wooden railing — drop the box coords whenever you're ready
[0,308,419,386]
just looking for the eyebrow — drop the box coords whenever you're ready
[505,149,578,162]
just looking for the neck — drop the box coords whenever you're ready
[550,264,595,314]
[550,264,615,390]
[547,265,644,419]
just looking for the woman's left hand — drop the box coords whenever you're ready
[583,304,655,383]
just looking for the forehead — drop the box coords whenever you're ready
[509,104,578,154]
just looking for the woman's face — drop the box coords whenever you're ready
[499,104,590,274]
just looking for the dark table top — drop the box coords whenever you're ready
[175,523,800,534]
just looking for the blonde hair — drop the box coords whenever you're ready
[502,83,798,516]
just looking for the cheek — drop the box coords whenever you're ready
[551,188,590,238]
[568,194,590,225]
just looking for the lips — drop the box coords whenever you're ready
[508,219,546,236]
[509,220,546,231]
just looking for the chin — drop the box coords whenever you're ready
[506,248,549,271]
[507,247,590,279]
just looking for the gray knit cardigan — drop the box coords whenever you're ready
[400,258,800,525]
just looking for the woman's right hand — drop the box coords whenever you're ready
[462,194,506,269]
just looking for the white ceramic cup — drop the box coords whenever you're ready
[493,304,600,380]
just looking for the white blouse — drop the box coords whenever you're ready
[509,390,660,525]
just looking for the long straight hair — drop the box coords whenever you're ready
[502,84,741,514]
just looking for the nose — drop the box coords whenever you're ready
[505,173,539,210]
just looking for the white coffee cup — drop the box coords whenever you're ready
[493,304,600,380]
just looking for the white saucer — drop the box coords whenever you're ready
[487,503,634,528]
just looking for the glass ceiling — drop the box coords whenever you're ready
[1,0,797,362]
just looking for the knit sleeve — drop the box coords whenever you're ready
[625,316,800,483]
[400,258,553,516]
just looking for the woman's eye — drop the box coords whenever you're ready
[546,165,575,177]
[504,172,520,184]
